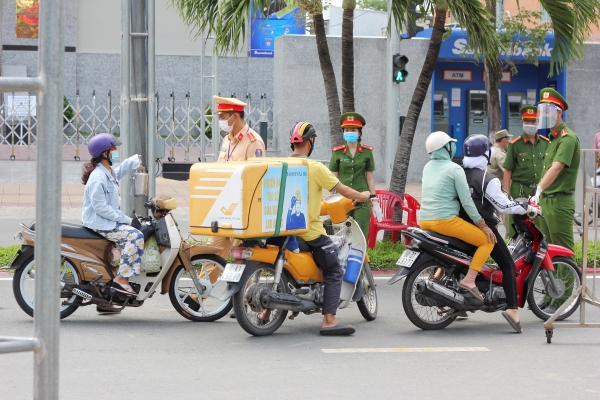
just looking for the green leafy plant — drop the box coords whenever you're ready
[63,96,74,126]
[195,103,213,140]
[367,239,406,270]
[0,245,20,269]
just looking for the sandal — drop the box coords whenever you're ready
[111,281,137,296]
[502,311,523,333]
[458,283,484,302]
[320,323,355,336]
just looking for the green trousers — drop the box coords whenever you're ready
[349,200,371,240]
[538,195,576,307]
[507,181,539,238]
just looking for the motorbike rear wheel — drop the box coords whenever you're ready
[402,261,457,330]
[356,262,377,321]
[13,256,83,319]
[169,254,231,322]
[527,256,582,321]
[232,263,289,336]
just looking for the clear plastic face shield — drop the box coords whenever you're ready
[536,103,561,130]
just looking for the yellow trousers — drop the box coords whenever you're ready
[420,217,494,272]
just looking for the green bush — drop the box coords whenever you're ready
[0,245,20,268]
[63,96,74,126]
[195,104,214,140]
[574,241,600,268]
[367,239,406,270]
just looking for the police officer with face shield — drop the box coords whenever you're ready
[529,88,580,314]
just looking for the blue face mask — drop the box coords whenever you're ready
[110,151,119,164]
[343,132,359,143]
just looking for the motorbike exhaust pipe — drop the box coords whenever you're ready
[261,292,316,312]
[60,282,111,307]
[416,281,481,311]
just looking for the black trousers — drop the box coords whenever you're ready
[490,225,518,309]
[305,235,343,315]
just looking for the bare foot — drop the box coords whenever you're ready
[321,313,354,329]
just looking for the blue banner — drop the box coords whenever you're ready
[250,1,305,58]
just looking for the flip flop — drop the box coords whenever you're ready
[319,323,356,336]
[458,283,484,302]
[111,281,137,296]
[502,312,523,333]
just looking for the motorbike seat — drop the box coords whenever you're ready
[423,231,478,255]
[29,222,106,240]
[264,236,312,252]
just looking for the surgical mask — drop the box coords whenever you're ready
[110,151,118,164]
[219,115,234,133]
[523,124,538,135]
[343,132,359,143]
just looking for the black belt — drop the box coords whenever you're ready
[541,192,573,198]
[514,181,537,188]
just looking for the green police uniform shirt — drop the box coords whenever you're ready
[504,133,549,185]
[329,144,375,191]
[541,123,580,194]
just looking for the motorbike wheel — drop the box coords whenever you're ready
[232,263,289,336]
[573,208,594,226]
[402,261,457,330]
[356,262,377,321]
[527,256,582,321]
[169,254,232,322]
[13,256,83,319]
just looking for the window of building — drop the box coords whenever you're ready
[541,6,550,22]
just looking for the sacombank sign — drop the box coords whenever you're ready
[451,38,553,60]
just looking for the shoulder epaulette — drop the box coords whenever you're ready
[361,144,373,151]
[510,136,520,144]
[247,131,257,142]
[539,135,550,141]
[332,145,345,152]
[561,129,568,137]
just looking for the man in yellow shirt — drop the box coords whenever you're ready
[289,122,371,335]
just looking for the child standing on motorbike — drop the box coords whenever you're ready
[460,134,541,333]
[420,132,496,302]
[289,122,371,335]
[81,133,143,296]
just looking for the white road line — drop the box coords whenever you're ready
[322,347,489,354]
[0,278,13,281]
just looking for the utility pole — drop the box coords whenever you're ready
[385,0,400,187]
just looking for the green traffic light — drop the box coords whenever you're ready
[395,70,408,82]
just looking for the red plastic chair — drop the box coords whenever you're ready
[403,192,421,228]
[367,190,411,249]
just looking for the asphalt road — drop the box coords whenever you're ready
[1,275,599,399]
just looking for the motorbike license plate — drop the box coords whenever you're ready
[396,250,419,268]
[221,263,246,282]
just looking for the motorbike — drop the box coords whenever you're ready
[219,194,378,336]
[388,207,582,331]
[8,196,231,321]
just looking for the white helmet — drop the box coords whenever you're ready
[425,131,457,153]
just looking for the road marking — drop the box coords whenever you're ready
[322,347,489,354]
[0,278,13,281]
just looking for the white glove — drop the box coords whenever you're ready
[526,204,542,219]
[530,185,543,205]
[371,198,383,222]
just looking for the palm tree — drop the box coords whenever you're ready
[341,0,356,113]
[170,0,345,147]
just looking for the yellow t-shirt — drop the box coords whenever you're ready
[299,159,340,241]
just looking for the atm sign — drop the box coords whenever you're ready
[443,70,472,81]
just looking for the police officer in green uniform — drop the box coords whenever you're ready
[530,88,580,314]
[329,112,376,237]
[503,105,549,237]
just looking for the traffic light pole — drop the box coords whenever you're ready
[385,0,400,187]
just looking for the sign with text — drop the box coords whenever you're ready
[16,0,39,38]
[482,71,512,83]
[443,70,472,81]
[250,1,305,58]
[5,95,37,117]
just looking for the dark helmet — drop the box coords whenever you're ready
[463,134,491,157]
[88,133,122,158]
[290,122,317,145]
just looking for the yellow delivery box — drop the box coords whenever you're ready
[189,158,309,237]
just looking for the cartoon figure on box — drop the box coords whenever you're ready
[286,189,306,230]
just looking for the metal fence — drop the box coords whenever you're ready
[0,91,275,160]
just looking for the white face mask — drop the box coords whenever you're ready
[523,124,537,135]
[219,115,234,133]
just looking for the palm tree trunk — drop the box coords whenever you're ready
[341,7,355,113]
[313,13,344,148]
[484,0,501,135]
[389,5,448,201]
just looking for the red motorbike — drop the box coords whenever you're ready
[388,211,582,330]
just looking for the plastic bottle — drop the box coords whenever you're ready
[343,248,364,284]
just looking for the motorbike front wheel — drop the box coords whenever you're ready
[356,262,377,321]
[527,256,582,321]
[402,261,457,330]
[13,256,83,319]
[169,254,232,322]
[232,263,289,336]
